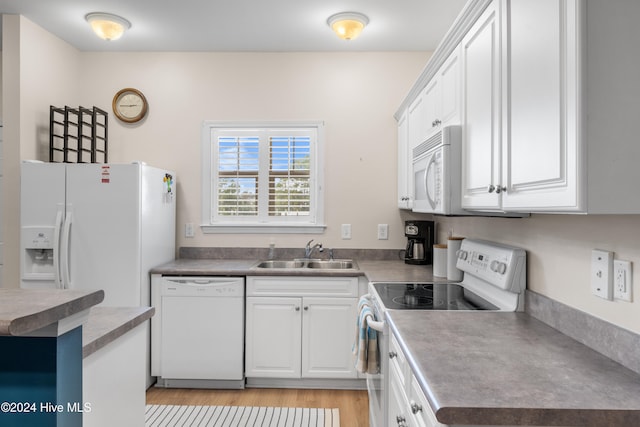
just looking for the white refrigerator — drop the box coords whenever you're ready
[20,161,176,307]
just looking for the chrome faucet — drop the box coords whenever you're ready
[304,239,323,259]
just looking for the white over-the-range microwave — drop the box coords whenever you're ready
[412,125,465,215]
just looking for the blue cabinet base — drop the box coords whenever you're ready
[0,326,83,427]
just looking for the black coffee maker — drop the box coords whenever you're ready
[404,220,435,265]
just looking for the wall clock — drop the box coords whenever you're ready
[112,88,148,123]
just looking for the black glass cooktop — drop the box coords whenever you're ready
[372,283,499,311]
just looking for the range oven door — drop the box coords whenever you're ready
[366,306,387,427]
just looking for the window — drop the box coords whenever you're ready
[202,122,325,233]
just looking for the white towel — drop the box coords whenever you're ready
[353,294,379,374]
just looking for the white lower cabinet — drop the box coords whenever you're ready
[245,296,302,378]
[388,332,444,427]
[245,276,359,380]
[83,323,146,427]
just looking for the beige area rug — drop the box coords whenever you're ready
[145,404,340,427]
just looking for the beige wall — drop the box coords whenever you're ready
[1,15,81,288]
[434,214,640,333]
[3,17,640,336]
[77,51,429,250]
[1,16,430,286]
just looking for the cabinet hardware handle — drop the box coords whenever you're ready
[295,307,300,311]
[304,306,309,311]
[389,351,398,359]
[434,119,441,126]
[411,401,423,414]
[495,186,507,194]
[488,184,496,193]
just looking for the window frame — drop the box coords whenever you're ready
[201,121,326,234]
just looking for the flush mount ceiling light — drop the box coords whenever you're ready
[85,12,131,41]
[327,12,369,41]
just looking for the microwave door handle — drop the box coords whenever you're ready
[425,154,437,210]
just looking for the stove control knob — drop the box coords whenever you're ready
[491,261,507,274]
[497,262,507,274]
[456,250,468,261]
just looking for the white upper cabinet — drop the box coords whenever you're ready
[437,47,462,131]
[500,0,640,213]
[398,0,640,214]
[397,111,412,209]
[460,0,502,210]
[500,0,580,211]
[407,48,462,150]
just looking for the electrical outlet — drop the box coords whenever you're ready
[613,260,632,302]
[591,249,613,300]
[341,224,352,240]
[377,224,388,240]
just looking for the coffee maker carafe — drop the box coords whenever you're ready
[404,220,435,265]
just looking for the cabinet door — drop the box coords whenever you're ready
[408,92,427,150]
[388,360,412,427]
[422,78,442,137]
[501,0,580,211]
[460,0,502,210]
[245,297,302,378]
[438,46,461,128]
[397,111,412,209]
[301,297,358,378]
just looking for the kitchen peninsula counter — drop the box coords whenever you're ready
[387,310,640,426]
[0,288,104,336]
[82,306,154,358]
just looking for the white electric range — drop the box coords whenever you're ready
[365,239,527,427]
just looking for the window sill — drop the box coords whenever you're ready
[201,224,327,234]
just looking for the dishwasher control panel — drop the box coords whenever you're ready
[161,277,245,297]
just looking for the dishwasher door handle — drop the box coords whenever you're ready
[164,279,240,287]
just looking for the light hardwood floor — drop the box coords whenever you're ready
[146,387,369,426]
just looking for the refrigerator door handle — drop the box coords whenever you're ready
[53,206,64,289]
[61,206,73,289]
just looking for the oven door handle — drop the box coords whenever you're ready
[368,319,385,332]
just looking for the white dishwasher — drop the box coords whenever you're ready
[152,276,245,389]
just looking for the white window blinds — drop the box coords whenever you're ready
[204,122,323,231]
[217,136,259,216]
[269,135,311,217]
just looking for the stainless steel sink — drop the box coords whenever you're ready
[306,260,356,269]
[255,260,306,269]
[254,259,357,270]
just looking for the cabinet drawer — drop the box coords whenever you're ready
[247,276,358,297]
[389,333,408,388]
[410,374,443,427]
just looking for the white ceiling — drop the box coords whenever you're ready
[0,0,467,52]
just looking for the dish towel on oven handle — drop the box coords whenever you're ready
[353,294,379,374]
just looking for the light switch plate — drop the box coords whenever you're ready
[591,249,613,300]
[341,224,352,240]
[377,224,388,240]
[185,223,195,238]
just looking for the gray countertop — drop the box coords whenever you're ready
[387,310,640,426]
[150,258,435,281]
[0,288,153,359]
[82,306,155,358]
[151,257,640,425]
[0,289,104,336]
